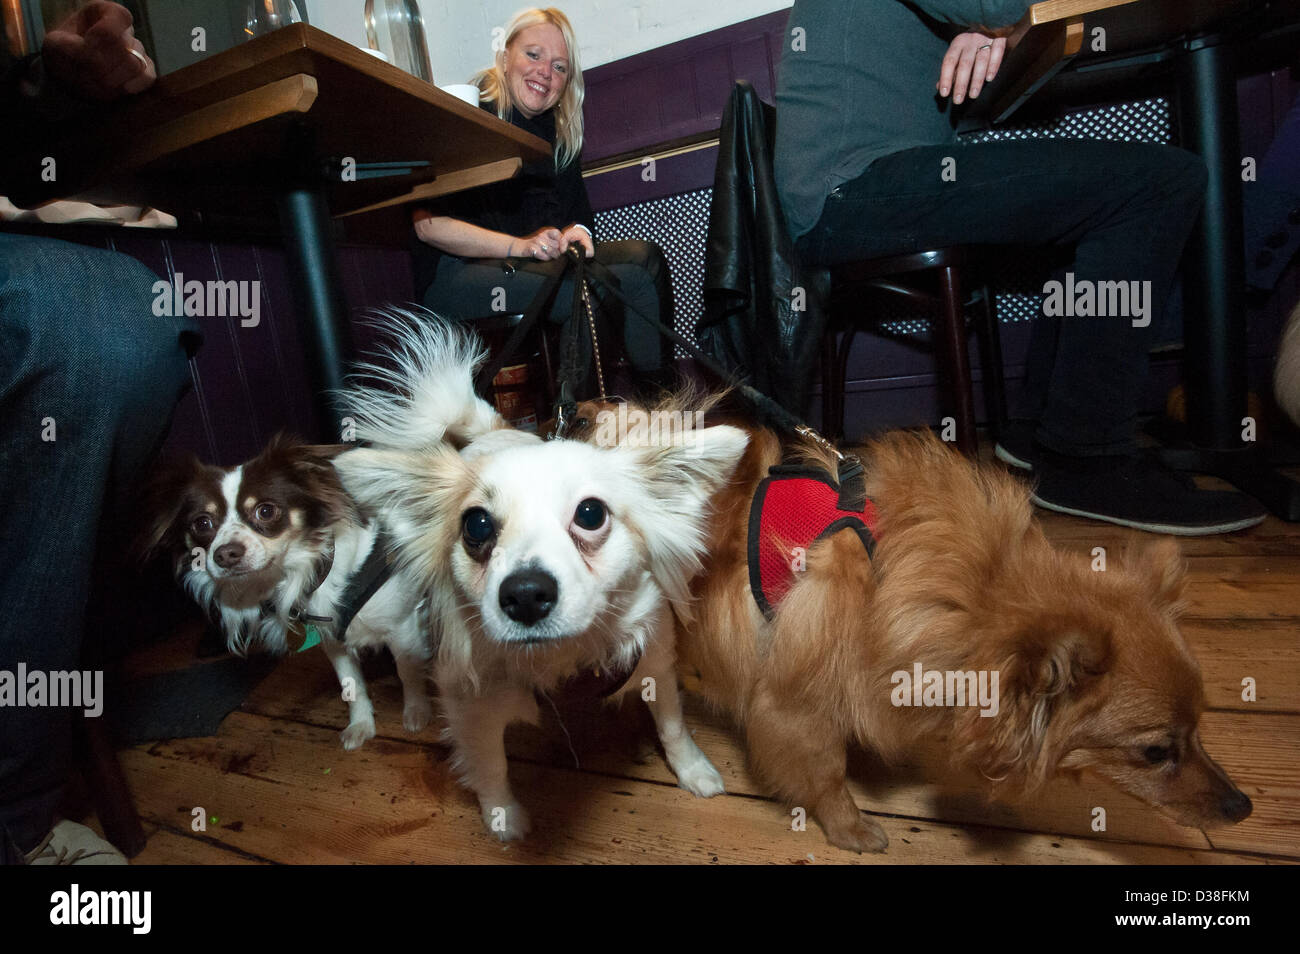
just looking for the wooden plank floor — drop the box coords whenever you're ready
[105,468,1300,865]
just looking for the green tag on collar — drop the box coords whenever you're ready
[297,624,323,653]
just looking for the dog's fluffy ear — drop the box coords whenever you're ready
[1133,537,1186,612]
[333,444,470,583]
[965,619,1112,787]
[134,453,205,563]
[288,440,361,527]
[247,434,359,528]
[620,423,749,611]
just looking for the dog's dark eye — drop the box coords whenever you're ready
[255,502,280,523]
[191,514,214,537]
[1144,745,1174,765]
[462,508,496,548]
[573,498,607,532]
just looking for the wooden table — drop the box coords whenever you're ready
[2,24,550,436]
[966,0,1300,520]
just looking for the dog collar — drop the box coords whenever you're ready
[556,650,643,700]
[260,530,396,653]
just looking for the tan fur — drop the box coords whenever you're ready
[624,410,1253,853]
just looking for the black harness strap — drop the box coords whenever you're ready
[330,528,396,641]
[255,529,396,651]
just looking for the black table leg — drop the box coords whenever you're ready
[276,124,354,440]
[1166,34,1300,521]
[1179,36,1248,449]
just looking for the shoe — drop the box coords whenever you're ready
[993,420,1038,471]
[1030,450,1268,535]
[23,820,128,865]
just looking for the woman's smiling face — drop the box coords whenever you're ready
[504,22,569,118]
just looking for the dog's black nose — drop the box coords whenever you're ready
[499,569,558,625]
[213,542,245,569]
[1221,789,1253,822]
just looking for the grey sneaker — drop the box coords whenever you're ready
[993,420,1038,471]
[23,820,128,865]
[1030,450,1268,536]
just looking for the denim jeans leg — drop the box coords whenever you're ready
[797,139,1207,454]
[0,233,197,860]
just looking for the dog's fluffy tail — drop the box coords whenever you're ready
[339,308,505,450]
[1277,299,1300,428]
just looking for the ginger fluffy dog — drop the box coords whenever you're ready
[584,405,1254,853]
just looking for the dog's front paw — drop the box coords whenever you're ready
[826,815,889,854]
[340,718,377,751]
[675,756,727,798]
[402,697,433,733]
[481,801,531,842]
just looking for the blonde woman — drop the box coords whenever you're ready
[414,7,673,385]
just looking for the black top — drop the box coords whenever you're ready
[412,102,595,301]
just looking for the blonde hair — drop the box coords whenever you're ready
[472,7,584,169]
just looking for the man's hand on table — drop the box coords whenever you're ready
[43,0,156,101]
[937,32,1006,105]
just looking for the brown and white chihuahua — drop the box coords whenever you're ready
[141,436,432,750]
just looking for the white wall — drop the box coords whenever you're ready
[304,0,789,86]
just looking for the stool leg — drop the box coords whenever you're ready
[938,266,977,456]
[978,283,1008,440]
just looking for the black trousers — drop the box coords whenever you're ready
[796,139,1208,455]
[421,239,675,376]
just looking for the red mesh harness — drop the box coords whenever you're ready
[748,464,878,619]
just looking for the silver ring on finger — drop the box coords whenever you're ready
[129,47,149,67]
[978,43,992,51]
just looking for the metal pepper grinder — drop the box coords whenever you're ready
[364,0,434,83]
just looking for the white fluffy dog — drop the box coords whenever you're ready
[334,317,746,839]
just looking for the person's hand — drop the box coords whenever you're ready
[42,1,156,102]
[936,32,1006,105]
[512,227,564,261]
[557,224,595,259]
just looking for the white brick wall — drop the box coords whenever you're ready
[305,0,788,86]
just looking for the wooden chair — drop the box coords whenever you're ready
[709,81,1007,456]
[821,247,1008,455]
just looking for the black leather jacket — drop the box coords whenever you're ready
[699,80,830,415]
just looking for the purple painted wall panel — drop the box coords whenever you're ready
[582,9,790,163]
[47,229,416,466]
[585,144,720,211]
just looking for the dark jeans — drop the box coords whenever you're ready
[0,233,196,862]
[422,239,675,375]
[796,139,1208,455]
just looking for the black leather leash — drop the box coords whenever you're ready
[251,528,396,653]
[471,248,862,495]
